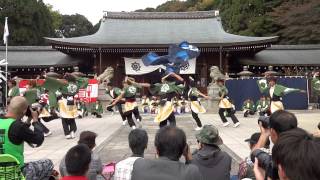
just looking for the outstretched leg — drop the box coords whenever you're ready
[191,111,202,128]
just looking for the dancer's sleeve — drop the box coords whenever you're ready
[149,83,161,95]
[257,79,268,93]
[43,77,65,92]
[276,85,302,95]
[76,77,89,89]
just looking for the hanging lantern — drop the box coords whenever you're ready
[34,68,36,71]
[22,69,24,71]
[68,67,70,70]
[28,68,30,71]
[258,67,261,69]
[252,66,255,70]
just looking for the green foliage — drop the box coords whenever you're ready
[59,14,93,38]
[137,0,320,44]
[0,0,55,45]
[47,4,62,36]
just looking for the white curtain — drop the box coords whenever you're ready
[124,57,196,75]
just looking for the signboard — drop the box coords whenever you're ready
[124,57,196,75]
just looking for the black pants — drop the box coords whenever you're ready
[191,111,202,127]
[218,108,239,124]
[132,107,142,121]
[61,118,77,135]
[107,103,126,121]
[124,110,136,127]
[244,110,255,117]
[159,112,176,128]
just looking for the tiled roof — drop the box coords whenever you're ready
[46,11,278,48]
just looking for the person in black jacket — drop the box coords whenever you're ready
[0,96,54,180]
[191,125,232,180]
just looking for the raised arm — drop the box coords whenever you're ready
[196,90,210,99]
[161,72,184,83]
[126,77,151,88]
[111,91,125,106]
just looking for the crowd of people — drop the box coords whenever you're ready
[1,94,319,180]
[1,70,320,180]
[60,110,319,180]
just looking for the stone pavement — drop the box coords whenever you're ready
[24,110,320,174]
[24,114,121,167]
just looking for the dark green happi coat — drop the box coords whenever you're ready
[150,82,184,96]
[43,77,88,108]
[123,85,140,98]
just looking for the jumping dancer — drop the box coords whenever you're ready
[186,77,209,130]
[151,73,184,128]
[112,77,150,129]
[43,73,88,139]
[257,76,305,113]
[217,79,240,128]
[105,82,126,125]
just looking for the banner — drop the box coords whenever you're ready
[124,57,196,75]
[19,79,98,103]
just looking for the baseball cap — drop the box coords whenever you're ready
[245,132,270,147]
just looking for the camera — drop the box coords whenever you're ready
[258,116,270,129]
[251,149,278,179]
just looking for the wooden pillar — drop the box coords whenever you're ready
[99,47,102,74]
[219,46,223,72]
[224,53,230,74]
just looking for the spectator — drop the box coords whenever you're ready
[254,110,297,150]
[60,144,92,180]
[238,132,270,180]
[252,110,298,180]
[131,126,202,180]
[60,131,102,180]
[191,125,231,180]
[0,96,54,179]
[270,128,320,180]
[114,129,148,180]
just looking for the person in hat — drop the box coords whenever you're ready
[191,125,232,180]
[217,79,240,128]
[257,76,305,113]
[237,132,270,180]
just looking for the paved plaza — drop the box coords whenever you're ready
[25,110,320,175]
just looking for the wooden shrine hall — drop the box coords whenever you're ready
[44,10,279,87]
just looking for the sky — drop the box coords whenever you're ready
[43,0,169,24]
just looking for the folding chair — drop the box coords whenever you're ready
[0,154,25,180]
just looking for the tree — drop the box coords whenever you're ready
[59,14,93,38]
[0,0,55,45]
[47,4,62,37]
